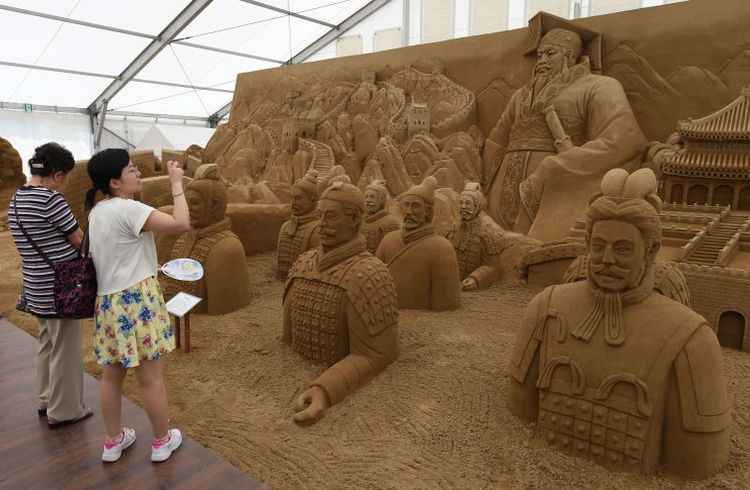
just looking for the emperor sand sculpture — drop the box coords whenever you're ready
[376,176,461,311]
[163,164,251,315]
[361,179,400,253]
[508,168,730,478]
[275,169,321,279]
[283,180,399,423]
[484,26,647,243]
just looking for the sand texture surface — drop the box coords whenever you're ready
[0,231,747,489]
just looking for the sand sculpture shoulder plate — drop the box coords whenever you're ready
[674,325,731,433]
[340,254,399,336]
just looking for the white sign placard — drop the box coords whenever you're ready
[166,292,202,318]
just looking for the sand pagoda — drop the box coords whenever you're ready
[661,87,750,209]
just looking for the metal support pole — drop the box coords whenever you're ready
[402,0,410,47]
[93,100,109,151]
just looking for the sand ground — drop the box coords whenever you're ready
[0,231,747,489]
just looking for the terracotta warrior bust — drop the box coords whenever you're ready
[275,169,321,279]
[376,176,461,311]
[508,168,730,479]
[164,164,251,315]
[283,180,399,423]
[448,183,506,290]
[362,179,401,253]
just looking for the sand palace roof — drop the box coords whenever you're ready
[678,86,750,142]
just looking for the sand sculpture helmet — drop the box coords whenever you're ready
[535,28,583,79]
[460,182,485,221]
[281,121,300,154]
[364,179,389,215]
[290,168,319,216]
[186,164,228,229]
[400,175,437,231]
[585,168,663,294]
[318,180,365,251]
[352,114,378,161]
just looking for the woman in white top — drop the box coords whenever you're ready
[85,148,190,463]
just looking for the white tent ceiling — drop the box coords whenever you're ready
[0,0,382,121]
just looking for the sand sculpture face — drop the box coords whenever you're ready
[403,137,438,180]
[363,188,385,215]
[318,199,359,251]
[534,28,583,80]
[186,180,226,229]
[291,186,317,216]
[401,195,429,231]
[337,113,351,134]
[588,220,648,293]
[459,194,479,221]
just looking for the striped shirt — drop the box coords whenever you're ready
[8,186,80,317]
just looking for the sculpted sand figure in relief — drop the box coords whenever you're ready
[448,183,513,290]
[0,137,25,231]
[484,27,647,242]
[275,169,321,280]
[508,168,730,479]
[282,180,399,423]
[376,175,461,311]
[163,164,251,315]
[361,179,401,253]
[262,120,313,202]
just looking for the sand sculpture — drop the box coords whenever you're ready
[508,168,730,478]
[484,25,647,243]
[448,182,531,290]
[563,255,693,307]
[282,180,399,423]
[376,176,460,311]
[361,179,401,253]
[0,137,25,231]
[262,121,313,202]
[275,169,321,279]
[659,87,750,209]
[163,164,250,315]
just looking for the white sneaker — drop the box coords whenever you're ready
[151,428,182,463]
[102,427,136,462]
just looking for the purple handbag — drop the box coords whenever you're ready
[13,194,97,319]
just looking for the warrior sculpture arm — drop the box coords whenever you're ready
[430,239,461,311]
[310,299,399,406]
[662,324,731,479]
[507,289,551,422]
[527,77,647,193]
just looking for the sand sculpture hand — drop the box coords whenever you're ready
[462,277,478,291]
[292,385,329,423]
[166,160,184,184]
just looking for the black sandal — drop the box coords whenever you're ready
[48,407,93,429]
[38,407,47,417]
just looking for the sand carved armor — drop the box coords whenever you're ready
[362,209,401,253]
[449,217,505,288]
[275,211,320,279]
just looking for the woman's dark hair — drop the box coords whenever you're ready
[85,148,130,210]
[28,142,75,177]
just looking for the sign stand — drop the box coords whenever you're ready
[165,292,202,353]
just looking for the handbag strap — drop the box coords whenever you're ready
[12,192,89,267]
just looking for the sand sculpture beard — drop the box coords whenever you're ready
[577,250,654,347]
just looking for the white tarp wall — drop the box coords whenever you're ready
[135,124,215,158]
[0,110,92,173]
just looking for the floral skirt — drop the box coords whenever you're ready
[94,276,175,368]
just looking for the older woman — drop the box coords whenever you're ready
[8,142,92,427]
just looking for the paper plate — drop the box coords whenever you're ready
[160,258,204,282]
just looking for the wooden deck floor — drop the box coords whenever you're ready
[0,318,266,490]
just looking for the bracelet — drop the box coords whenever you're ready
[172,191,184,198]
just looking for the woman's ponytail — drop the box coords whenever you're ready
[84,187,99,210]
